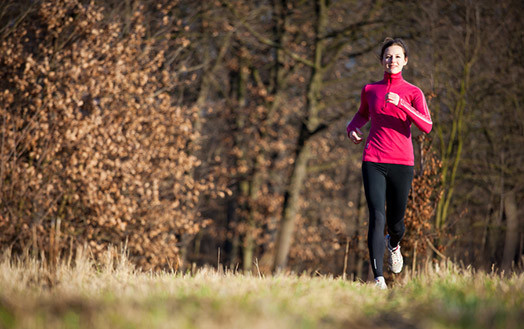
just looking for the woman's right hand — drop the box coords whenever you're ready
[349,128,363,144]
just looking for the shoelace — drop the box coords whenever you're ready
[390,246,401,263]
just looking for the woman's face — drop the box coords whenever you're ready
[382,45,408,74]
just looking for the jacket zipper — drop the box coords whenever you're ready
[383,76,392,110]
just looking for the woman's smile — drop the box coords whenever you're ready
[382,45,408,74]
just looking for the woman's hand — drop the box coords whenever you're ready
[349,127,363,144]
[385,92,400,106]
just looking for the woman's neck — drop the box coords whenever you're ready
[384,71,403,80]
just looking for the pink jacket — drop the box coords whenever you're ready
[346,72,432,166]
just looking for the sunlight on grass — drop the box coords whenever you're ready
[0,249,522,329]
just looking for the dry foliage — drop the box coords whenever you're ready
[404,135,445,262]
[0,0,221,270]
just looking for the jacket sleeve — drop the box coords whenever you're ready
[346,86,370,137]
[398,88,432,134]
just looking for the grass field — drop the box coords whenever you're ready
[0,250,523,329]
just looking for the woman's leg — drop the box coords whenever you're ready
[385,164,414,248]
[362,162,387,278]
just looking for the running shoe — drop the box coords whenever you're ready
[374,276,387,290]
[386,234,403,274]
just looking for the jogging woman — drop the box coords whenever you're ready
[346,38,432,289]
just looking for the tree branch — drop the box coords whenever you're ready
[220,0,315,68]
[321,20,381,40]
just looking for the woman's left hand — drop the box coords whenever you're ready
[386,92,400,106]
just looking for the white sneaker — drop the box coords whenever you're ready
[386,235,403,274]
[374,276,387,290]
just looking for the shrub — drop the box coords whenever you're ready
[0,0,215,270]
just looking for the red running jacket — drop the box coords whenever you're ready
[346,71,432,166]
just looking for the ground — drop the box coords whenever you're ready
[0,253,522,329]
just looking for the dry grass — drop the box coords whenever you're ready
[0,249,523,329]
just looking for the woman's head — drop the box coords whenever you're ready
[380,37,409,74]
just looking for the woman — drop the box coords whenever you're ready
[346,38,432,289]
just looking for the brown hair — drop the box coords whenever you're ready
[379,37,409,60]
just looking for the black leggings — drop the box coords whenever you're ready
[362,161,414,277]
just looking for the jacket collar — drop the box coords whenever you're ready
[383,71,403,82]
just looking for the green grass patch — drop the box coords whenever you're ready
[0,254,522,329]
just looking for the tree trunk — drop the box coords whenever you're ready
[435,62,470,229]
[433,2,480,230]
[502,189,519,270]
[273,141,312,270]
[242,236,254,271]
[272,0,327,272]
[243,156,265,272]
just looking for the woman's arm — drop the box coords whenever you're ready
[346,86,370,139]
[387,89,432,133]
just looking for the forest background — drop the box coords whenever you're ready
[0,0,522,280]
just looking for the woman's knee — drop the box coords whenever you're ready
[389,221,405,239]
